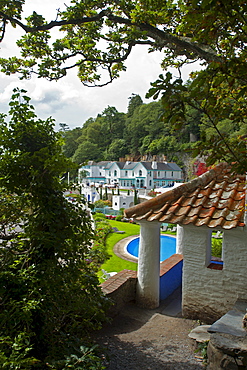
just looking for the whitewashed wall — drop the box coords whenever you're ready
[112,195,134,210]
[182,224,247,323]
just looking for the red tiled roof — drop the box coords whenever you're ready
[124,163,246,230]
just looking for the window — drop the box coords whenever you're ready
[125,171,128,176]
[171,171,174,177]
[206,230,224,270]
[139,170,142,176]
[114,170,117,176]
[149,180,152,186]
[158,171,160,177]
[109,171,111,176]
[132,171,134,176]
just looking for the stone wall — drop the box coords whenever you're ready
[100,255,183,314]
[182,224,247,323]
[207,333,247,369]
[101,269,137,316]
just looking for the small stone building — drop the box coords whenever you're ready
[125,162,247,323]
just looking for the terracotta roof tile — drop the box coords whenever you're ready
[124,163,246,230]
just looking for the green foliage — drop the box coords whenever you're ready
[99,220,140,279]
[127,94,143,117]
[211,238,222,258]
[93,212,106,221]
[1,0,246,169]
[62,127,82,158]
[148,190,159,197]
[195,341,209,364]
[73,141,102,164]
[94,199,111,208]
[0,89,108,368]
[1,0,235,85]
[105,139,129,161]
[88,219,112,269]
[48,345,105,370]
[0,333,40,369]
[147,68,247,173]
[134,189,139,205]
[124,100,165,156]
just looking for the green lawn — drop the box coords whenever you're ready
[98,220,140,281]
[98,220,177,282]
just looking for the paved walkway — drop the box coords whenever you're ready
[113,235,139,262]
[92,288,205,369]
[94,234,206,369]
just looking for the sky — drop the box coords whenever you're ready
[0,1,200,130]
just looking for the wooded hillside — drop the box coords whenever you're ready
[61,93,201,176]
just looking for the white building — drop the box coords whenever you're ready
[125,162,247,323]
[78,161,109,185]
[112,194,134,211]
[80,185,100,203]
[79,160,183,190]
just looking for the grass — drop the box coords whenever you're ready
[98,220,140,282]
[98,219,177,282]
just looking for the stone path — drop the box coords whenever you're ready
[92,288,206,369]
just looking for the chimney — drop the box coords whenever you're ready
[152,161,157,169]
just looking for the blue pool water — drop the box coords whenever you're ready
[126,235,176,262]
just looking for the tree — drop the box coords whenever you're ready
[0,89,108,368]
[62,126,82,158]
[148,136,180,160]
[127,94,143,117]
[0,0,229,84]
[124,101,165,156]
[99,106,126,152]
[147,69,247,173]
[105,138,129,161]
[0,1,246,167]
[73,140,102,163]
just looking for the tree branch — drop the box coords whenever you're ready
[0,9,222,64]
[107,14,222,63]
[0,232,20,241]
[0,18,6,42]
[0,9,109,32]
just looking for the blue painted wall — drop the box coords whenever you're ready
[159,260,183,301]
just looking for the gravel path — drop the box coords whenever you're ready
[92,297,206,369]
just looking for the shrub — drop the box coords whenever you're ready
[211,238,222,258]
[88,220,112,268]
[94,199,112,208]
[147,190,159,197]
[0,90,109,368]
[93,213,106,221]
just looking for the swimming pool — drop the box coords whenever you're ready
[126,235,176,262]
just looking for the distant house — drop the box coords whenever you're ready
[78,161,109,185]
[125,163,247,323]
[78,160,183,190]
